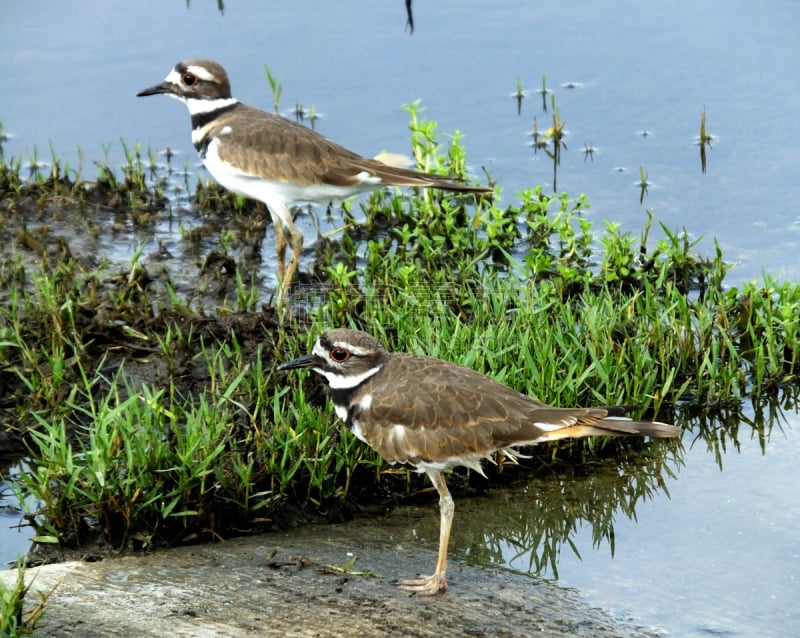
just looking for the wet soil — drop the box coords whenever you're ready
[0,304,284,459]
[0,165,669,636]
[0,163,288,458]
[1,518,664,638]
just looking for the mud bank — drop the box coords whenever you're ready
[2,516,665,638]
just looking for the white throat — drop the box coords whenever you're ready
[316,364,382,390]
[169,94,238,114]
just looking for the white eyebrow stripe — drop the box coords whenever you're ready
[184,64,219,82]
[331,340,372,356]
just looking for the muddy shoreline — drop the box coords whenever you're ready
[2,518,665,637]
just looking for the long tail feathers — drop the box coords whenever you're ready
[540,419,681,442]
[361,156,493,195]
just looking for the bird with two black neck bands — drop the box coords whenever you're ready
[278,328,682,595]
[137,59,492,305]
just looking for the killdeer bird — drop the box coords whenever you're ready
[137,59,492,302]
[278,328,682,595]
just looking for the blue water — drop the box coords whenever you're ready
[499,417,800,636]
[2,1,799,282]
[1,2,799,635]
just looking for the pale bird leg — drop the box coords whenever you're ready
[268,200,303,307]
[282,220,303,299]
[399,470,452,595]
[272,213,287,284]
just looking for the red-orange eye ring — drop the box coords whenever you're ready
[182,72,198,86]
[330,347,351,362]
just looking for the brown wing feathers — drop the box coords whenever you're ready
[348,156,492,193]
[363,354,678,464]
[216,104,491,192]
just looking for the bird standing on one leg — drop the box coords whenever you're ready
[278,328,682,595]
[137,59,492,304]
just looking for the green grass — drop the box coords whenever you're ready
[0,102,798,570]
[0,558,46,636]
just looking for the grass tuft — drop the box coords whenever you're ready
[0,100,798,576]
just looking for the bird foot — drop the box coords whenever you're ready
[398,573,448,595]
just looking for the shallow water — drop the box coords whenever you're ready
[375,407,799,637]
[2,2,800,636]
[2,1,799,282]
[502,414,800,636]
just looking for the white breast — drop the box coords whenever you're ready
[200,137,383,211]
[343,394,372,444]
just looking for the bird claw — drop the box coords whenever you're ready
[398,573,448,595]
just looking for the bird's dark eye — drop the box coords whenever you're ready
[181,72,199,86]
[330,347,351,362]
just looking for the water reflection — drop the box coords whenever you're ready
[184,1,416,32]
[448,393,798,583]
[454,439,684,579]
[404,0,414,33]
[0,462,30,566]
[185,0,225,15]
[696,106,714,174]
[688,389,799,469]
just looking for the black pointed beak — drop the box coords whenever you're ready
[137,82,170,98]
[277,354,316,371]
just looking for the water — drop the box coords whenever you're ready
[2,1,799,282]
[1,1,799,635]
[384,406,799,637]
[500,413,800,636]
[0,464,29,567]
